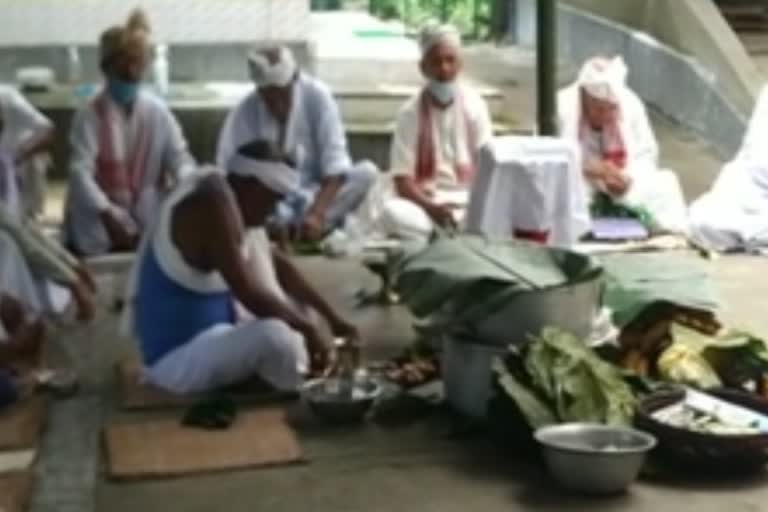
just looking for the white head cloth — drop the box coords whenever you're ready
[577,56,628,104]
[419,21,461,58]
[227,153,299,196]
[248,46,297,88]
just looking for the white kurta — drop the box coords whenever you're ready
[0,87,53,219]
[63,90,195,256]
[376,84,493,241]
[689,86,768,252]
[217,74,376,230]
[558,85,688,234]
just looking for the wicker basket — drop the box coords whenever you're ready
[636,388,768,474]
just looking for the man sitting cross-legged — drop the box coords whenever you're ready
[124,140,360,394]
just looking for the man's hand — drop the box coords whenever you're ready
[603,171,631,197]
[426,204,458,229]
[328,316,360,343]
[100,210,139,252]
[70,281,95,323]
[303,323,334,376]
[300,210,326,242]
[584,160,608,182]
[75,263,97,294]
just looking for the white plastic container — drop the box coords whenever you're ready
[153,43,170,97]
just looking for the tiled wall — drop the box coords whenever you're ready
[0,0,313,83]
[0,0,309,45]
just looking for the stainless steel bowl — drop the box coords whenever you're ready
[535,423,657,494]
[303,378,382,424]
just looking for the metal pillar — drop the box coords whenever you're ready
[536,0,557,135]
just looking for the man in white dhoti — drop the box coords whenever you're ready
[63,8,195,256]
[377,23,493,242]
[0,86,54,220]
[217,47,377,246]
[558,56,688,234]
[125,140,359,394]
[689,86,768,252]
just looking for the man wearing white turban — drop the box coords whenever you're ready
[63,8,195,256]
[216,46,377,247]
[122,140,359,394]
[373,22,493,242]
[558,56,688,235]
[688,86,768,252]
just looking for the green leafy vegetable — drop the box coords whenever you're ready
[493,328,637,428]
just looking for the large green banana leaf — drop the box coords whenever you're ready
[600,253,720,327]
[394,235,602,320]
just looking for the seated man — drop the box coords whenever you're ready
[378,23,493,242]
[216,46,377,247]
[124,140,359,394]
[64,8,195,256]
[0,213,95,321]
[558,56,688,235]
[689,85,768,252]
[0,85,55,220]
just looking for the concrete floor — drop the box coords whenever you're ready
[40,253,768,512]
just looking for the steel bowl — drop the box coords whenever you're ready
[303,378,382,424]
[535,423,657,494]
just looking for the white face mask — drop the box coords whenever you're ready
[427,79,456,104]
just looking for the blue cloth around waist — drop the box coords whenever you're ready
[135,245,234,366]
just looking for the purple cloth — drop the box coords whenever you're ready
[591,217,649,241]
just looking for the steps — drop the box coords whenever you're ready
[716,0,768,75]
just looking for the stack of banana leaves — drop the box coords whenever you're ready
[491,327,638,430]
[393,235,602,329]
[393,237,720,334]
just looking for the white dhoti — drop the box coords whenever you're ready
[689,166,768,251]
[144,318,308,394]
[0,231,70,314]
[377,188,468,243]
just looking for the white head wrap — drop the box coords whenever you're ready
[248,46,297,88]
[419,21,461,58]
[227,153,299,196]
[577,56,628,104]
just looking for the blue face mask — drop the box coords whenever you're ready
[427,79,456,105]
[107,77,140,106]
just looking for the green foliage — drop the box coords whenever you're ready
[372,0,492,38]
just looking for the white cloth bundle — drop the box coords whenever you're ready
[465,136,590,247]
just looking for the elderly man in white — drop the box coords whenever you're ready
[689,86,768,252]
[217,46,377,247]
[374,22,493,242]
[558,56,688,235]
[63,8,195,257]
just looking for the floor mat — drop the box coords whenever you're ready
[0,398,46,451]
[0,472,33,512]
[105,408,304,480]
[117,359,297,411]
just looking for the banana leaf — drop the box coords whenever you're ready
[394,235,602,320]
[493,328,637,429]
[492,358,556,429]
[600,253,719,328]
